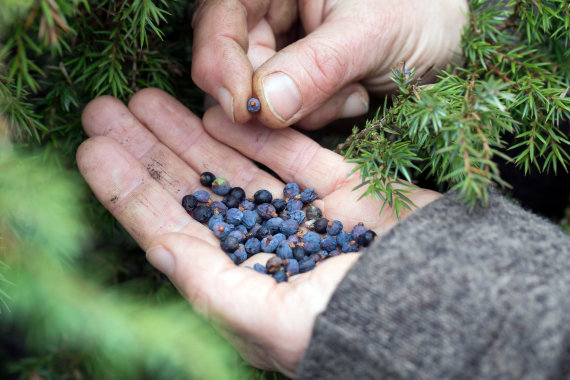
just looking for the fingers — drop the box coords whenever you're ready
[295,83,369,130]
[82,96,200,202]
[202,105,356,197]
[191,0,258,123]
[127,88,285,196]
[76,136,216,250]
[252,15,379,128]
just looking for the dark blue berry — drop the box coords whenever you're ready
[208,214,224,229]
[273,233,286,244]
[341,240,359,253]
[254,189,273,204]
[329,250,341,257]
[314,218,329,234]
[254,225,269,239]
[253,263,266,274]
[320,235,338,252]
[228,187,246,202]
[358,230,377,247]
[244,237,261,255]
[211,200,228,216]
[336,231,353,247]
[303,239,320,254]
[276,241,293,259]
[305,205,322,220]
[293,245,306,261]
[281,219,299,236]
[182,194,198,212]
[273,269,288,283]
[261,235,279,253]
[257,203,277,219]
[194,190,210,203]
[299,259,316,273]
[290,210,306,225]
[271,198,287,213]
[286,199,303,212]
[285,259,300,276]
[287,234,300,246]
[222,195,240,209]
[300,189,318,204]
[326,220,343,236]
[241,210,257,229]
[226,208,243,225]
[213,221,232,239]
[228,229,246,243]
[302,231,320,244]
[351,223,367,241]
[240,199,256,211]
[200,172,216,187]
[192,205,212,223]
[283,182,300,198]
[247,97,261,113]
[266,217,284,234]
[234,246,247,264]
[212,178,231,195]
[221,236,240,253]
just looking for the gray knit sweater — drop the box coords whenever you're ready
[297,189,570,379]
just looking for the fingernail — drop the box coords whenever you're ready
[217,87,235,123]
[339,92,369,118]
[262,72,302,122]
[146,246,174,277]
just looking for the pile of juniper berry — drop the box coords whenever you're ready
[181,172,377,283]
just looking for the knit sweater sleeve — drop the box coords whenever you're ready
[295,189,570,379]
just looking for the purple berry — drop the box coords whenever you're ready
[210,200,228,216]
[285,259,299,276]
[261,235,279,253]
[326,220,343,236]
[247,97,261,113]
[212,178,231,195]
[287,234,300,245]
[329,250,341,257]
[290,210,306,225]
[257,203,277,219]
[240,199,256,211]
[336,231,353,247]
[281,219,299,236]
[303,239,320,254]
[276,241,293,259]
[351,223,367,241]
[222,195,240,209]
[299,259,316,273]
[241,210,257,229]
[300,189,318,204]
[286,199,303,212]
[283,182,300,198]
[358,230,377,247]
[208,214,224,229]
[228,187,246,202]
[244,237,261,255]
[302,231,320,244]
[341,240,359,253]
[213,222,232,239]
[182,194,198,212]
[228,229,246,243]
[227,253,237,264]
[266,217,284,234]
[194,190,210,203]
[273,233,286,244]
[234,246,247,264]
[320,235,338,252]
[226,208,243,225]
[293,245,305,261]
[200,172,216,187]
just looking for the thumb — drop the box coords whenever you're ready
[252,18,376,128]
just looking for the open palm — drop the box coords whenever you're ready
[77,88,440,376]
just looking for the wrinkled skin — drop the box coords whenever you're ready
[77,89,440,376]
[191,0,468,128]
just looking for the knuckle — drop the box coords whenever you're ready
[300,40,348,97]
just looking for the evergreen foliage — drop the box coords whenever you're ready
[338,0,569,213]
[0,0,568,378]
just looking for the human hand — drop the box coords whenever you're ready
[191,0,467,129]
[77,88,440,376]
